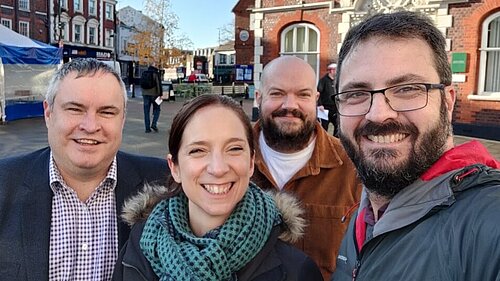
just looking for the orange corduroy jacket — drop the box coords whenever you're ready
[252,122,362,280]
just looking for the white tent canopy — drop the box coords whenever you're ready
[0,25,61,122]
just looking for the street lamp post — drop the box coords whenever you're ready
[132,49,137,98]
[214,28,221,85]
[58,0,63,44]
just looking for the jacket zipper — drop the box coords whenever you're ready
[352,260,361,281]
[352,216,362,281]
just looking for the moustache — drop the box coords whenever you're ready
[271,108,306,120]
[354,120,418,139]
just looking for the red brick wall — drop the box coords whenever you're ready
[0,0,15,28]
[0,0,49,42]
[33,0,48,42]
[102,2,115,31]
[236,0,499,136]
[260,5,337,71]
[262,0,330,8]
[449,0,500,126]
[234,0,254,65]
[0,0,13,5]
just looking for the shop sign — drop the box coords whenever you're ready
[451,53,467,73]
[97,51,111,59]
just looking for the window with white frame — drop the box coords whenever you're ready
[74,24,82,43]
[105,29,114,47]
[88,27,96,44]
[1,18,12,29]
[121,39,127,54]
[60,0,67,9]
[219,54,227,64]
[74,0,82,12]
[87,19,98,44]
[72,16,85,43]
[19,21,29,37]
[105,3,114,20]
[89,0,96,16]
[280,23,320,79]
[19,0,29,11]
[478,12,500,96]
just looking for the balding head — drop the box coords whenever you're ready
[260,56,316,92]
[256,56,319,153]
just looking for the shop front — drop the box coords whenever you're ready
[61,45,113,63]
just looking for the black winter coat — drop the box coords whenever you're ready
[113,222,323,281]
[112,185,323,281]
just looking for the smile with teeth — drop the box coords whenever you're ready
[75,139,99,145]
[203,183,233,195]
[367,133,407,143]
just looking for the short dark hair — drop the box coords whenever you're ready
[168,94,255,164]
[336,11,452,91]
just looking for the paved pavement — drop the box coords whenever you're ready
[1,88,499,160]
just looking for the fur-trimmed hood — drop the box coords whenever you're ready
[121,183,307,243]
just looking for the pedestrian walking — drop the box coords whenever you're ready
[317,63,339,136]
[140,65,162,133]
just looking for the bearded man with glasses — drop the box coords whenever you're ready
[331,11,500,281]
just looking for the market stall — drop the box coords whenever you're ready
[0,25,61,122]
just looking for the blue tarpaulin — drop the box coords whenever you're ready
[0,25,61,65]
[0,25,62,122]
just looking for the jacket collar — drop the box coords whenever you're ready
[253,121,345,186]
[370,171,455,237]
[421,140,500,181]
[360,141,499,237]
[121,183,307,244]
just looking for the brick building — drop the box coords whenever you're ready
[1,0,117,62]
[233,0,500,140]
[49,0,117,62]
[0,0,50,43]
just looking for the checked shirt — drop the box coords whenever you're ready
[48,154,118,281]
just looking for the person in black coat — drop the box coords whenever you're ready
[317,63,339,136]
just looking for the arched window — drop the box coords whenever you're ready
[72,15,86,44]
[478,12,500,96]
[87,19,98,45]
[280,23,320,79]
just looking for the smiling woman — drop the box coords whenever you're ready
[112,94,323,281]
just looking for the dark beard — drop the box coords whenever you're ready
[260,108,316,152]
[339,101,451,199]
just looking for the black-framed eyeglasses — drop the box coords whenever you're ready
[332,83,445,117]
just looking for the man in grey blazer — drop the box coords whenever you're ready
[0,58,168,281]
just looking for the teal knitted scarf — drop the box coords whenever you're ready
[140,183,281,281]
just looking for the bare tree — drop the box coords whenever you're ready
[126,0,192,69]
[163,33,193,68]
[218,20,235,45]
